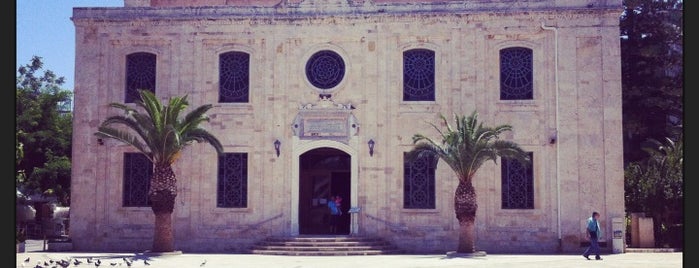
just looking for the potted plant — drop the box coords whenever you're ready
[16,228,26,253]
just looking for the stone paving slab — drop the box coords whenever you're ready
[16,250,682,268]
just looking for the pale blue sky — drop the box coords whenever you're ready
[16,0,124,91]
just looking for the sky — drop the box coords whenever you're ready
[16,0,125,91]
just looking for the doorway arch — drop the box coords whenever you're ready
[299,148,350,234]
[291,140,358,235]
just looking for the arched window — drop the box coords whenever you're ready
[500,47,533,100]
[125,52,156,103]
[219,51,250,103]
[403,49,435,101]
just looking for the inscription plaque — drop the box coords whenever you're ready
[303,118,347,137]
[292,96,359,140]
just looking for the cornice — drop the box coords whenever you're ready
[73,7,621,28]
[72,0,622,26]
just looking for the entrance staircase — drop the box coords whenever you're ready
[250,235,403,256]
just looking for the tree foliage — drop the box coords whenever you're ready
[624,130,683,247]
[16,56,73,205]
[620,0,683,248]
[410,111,530,253]
[95,90,224,167]
[620,0,683,164]
[94,89,223,252]
[410,111,531,183]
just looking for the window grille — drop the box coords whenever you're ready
[125,52,156,103]
[219,51,250,103]
[500,47,533,100]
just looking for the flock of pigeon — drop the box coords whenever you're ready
[21,257,154,268]
[20,257,210,268]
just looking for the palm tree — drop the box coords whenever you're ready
[94,90,223,252]
[625,128,683,247]
[409,111,530,253]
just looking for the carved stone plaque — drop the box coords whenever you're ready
[292,97,359,140]
[303,117,348,137]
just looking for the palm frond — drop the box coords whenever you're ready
[94,89,223,166]
[183,128,224,153]
[409,110,530,183]
[99,115,152,147]
[108,102,137,114]
[180,104,213,134]
[137,90,165,136]
[94,126,152,162]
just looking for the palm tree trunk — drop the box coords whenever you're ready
[152,212,174,252]
[149,164,178,252]
[454,180,478,253]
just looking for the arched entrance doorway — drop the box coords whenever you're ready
[298,148,351,235]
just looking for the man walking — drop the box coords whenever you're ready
[583,211,603,260]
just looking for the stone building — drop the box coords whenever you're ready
[70,0,624,253]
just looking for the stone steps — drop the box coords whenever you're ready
[250,236,403,256]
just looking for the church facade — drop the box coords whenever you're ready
[70,0,624,253]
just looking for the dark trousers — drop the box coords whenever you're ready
[329,215,340,233]
[583,235,601,258]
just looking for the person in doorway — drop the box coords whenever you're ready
[334,195,343,212]
[327,194,342,234]
[583,211,603,260]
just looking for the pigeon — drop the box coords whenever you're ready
[200,259,207,266]
[24,257,30,262]
[58,261,70,268]
[144,260,150,265]
[57,260,70,268]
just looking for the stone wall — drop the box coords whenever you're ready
[71,0,624,253]
[124,0,620,10]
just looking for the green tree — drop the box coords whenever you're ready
[16,56,73,205]
[620,0,683,164]
[95,90,223,252]
[409,111,530,253]
[624,129,683,247]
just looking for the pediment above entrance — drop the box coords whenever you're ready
[292,96,359,142]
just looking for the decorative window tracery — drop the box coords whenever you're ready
[125,52,156,103]
[500,47,533,100]
[217,153,248,208]
[219,51,250,103]
[403,49,435,101]
[123,153,152,207]
[501,152,534,209]
[305,50,345,90]
[403,153,436,209]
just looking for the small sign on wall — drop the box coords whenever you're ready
[613,230,623,239]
